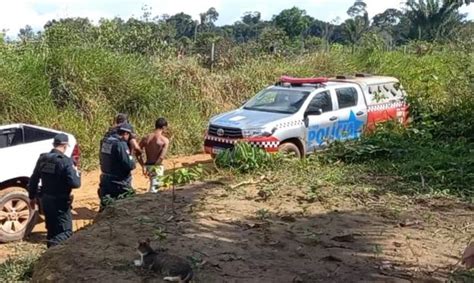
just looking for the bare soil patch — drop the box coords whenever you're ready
[30,176,473,282]
[0,154,211,263]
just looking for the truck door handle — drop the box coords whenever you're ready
[356,111,364,116]
[329,116,338,121]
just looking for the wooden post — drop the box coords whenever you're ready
[210,42,215,72]
[194,21,198,42]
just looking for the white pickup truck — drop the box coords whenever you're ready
[204,74,409,157]
[0,124,79,242]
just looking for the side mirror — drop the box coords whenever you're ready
[305,108,323,117]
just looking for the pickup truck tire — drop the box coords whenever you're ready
[278,142,301,158]
[0,187,35,242]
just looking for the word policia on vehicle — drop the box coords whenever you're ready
[204,74,409,158]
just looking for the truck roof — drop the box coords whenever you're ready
[328,75,399,86]
[273,75,400,92]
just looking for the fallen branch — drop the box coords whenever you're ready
[228,180,258,190]
[228,175,270,190]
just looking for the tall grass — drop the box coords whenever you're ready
[0,42,472,177]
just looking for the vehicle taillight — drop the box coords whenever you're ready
[72,144,81,167]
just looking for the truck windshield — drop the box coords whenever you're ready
[243,88,310,114]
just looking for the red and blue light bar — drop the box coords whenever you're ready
[279,75,328,85]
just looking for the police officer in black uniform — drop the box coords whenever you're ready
[28,133,81,248]
[102,113,129,141]
[98,123,136,211]
[101,113,141,155]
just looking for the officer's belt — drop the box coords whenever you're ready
[42,193,70,199]
[102,173,130,184]
[102,172,125,179]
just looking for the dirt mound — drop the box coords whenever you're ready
[0,154,211,263]
[31,178,473,282]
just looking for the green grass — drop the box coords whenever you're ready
[449,270,474,283]
[0,42,472,199]
[0,243,44,282]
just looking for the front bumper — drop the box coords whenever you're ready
[204,135,280,154]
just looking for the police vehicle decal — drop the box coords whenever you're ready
[308,110,365,146]
[277,120,304,128]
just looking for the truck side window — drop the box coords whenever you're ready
[0,128,22,148]
[307,91,332,113]
[336,87,358,109]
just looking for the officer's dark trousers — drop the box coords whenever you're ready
[98,174,134,212]
[40,194,72,248]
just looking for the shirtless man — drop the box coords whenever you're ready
[138,118,170,193]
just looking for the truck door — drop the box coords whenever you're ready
[332,86,368,142]
[305,90,338,152]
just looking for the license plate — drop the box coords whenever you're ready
[212,147,224,154]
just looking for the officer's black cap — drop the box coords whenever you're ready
[115,113,128,124]
[118,123,133,134]
[53,133,69,145]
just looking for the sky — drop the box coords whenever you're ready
[0,0,473,37]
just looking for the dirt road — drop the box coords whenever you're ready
[37,153,212,233]
[0,154,211,261]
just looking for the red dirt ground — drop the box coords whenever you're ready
[0,154,211,262]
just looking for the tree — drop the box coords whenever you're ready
[343,0,369,46]
[18,25,36,43]
[273,7,313,38]
[96,17,125,51]
[242,12,261,25]
[372,9,403,28]
[307,19,327,38]
[445,0,472,5]
[258,26,289,53]
[43,18,96,47]
[199,7,219,32]
[372,8,405,45]
[167,13,196,39]
[319,17,345,46]
[347,0,368,17]
[0,30,5,45]
[121,18,176,55]
[404,0,466,41]
[229,12,264,43]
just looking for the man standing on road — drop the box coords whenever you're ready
[137,118,170,193]
[28,133,81,248]
[99,123,136,211]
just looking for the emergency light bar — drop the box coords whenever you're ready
[279,76,328,85]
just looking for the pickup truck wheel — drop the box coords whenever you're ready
[278,142,301,158]
[0,187,35,242]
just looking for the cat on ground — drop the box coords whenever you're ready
[134,239,194,283]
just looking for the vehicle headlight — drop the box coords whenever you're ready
[242,128,273,138]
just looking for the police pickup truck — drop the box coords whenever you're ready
[0,124,79,242]
[204,74,408,157]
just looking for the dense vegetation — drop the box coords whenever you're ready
[0,0,472,197]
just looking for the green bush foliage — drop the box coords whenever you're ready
[215,143,277,173]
